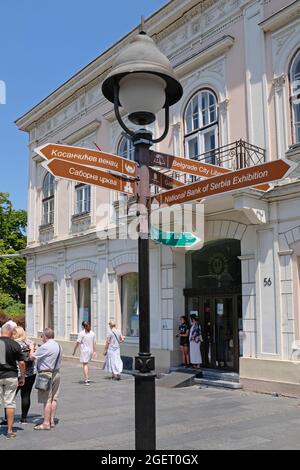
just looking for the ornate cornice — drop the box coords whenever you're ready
[260,0,300,32]
[153,0,218,43]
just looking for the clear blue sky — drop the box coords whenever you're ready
[0,0,167,210]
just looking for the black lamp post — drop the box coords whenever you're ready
[102,27,182,450]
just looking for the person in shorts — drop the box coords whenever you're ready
[0,322,25,439]
[30,328,61,430]
[176,316,190,368]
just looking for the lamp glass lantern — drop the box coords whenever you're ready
[102,32,183,131]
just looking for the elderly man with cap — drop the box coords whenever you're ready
[0,321,25,438]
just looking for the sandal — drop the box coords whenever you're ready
[50,422,55,428]
[34,424,51,431]
[6,432,17,439]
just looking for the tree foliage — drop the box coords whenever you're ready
[0,192,27,303]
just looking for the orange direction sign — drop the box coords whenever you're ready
[149,168,183,190]
[149,149,270,191]
[47,159,136,195]
[152,160,293,207]
[36,143,137,178]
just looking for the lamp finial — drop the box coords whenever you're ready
[139,15,146,34]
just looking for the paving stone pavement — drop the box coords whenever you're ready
[1,362,300,450]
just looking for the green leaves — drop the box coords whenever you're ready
[0,193,27,305]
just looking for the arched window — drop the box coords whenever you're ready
[290,51,300,144]
[184,89,218,164]
[42,173,55,225]
[118,135,134,161]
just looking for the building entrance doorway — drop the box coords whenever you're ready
[185,239,242,372]
[186,294,242,371]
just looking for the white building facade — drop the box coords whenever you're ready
[17,0,300,395]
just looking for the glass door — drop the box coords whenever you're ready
[199,297,215,368]
[214,297,235,370]
[186,295,240,371]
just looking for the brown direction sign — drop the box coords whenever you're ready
[36,143,137,178]
[152,160,293,207]
[149,168,183,190]
[149,149,270,191]
[46,159,137,195]
[149,150,229,178]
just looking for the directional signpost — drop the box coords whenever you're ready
[150,225,200,247]
[45,159,136,195]
[36,143,295,250]
[152,159,294,207]
[36,143,137,178]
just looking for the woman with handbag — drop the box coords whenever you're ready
[103,320,125,380]
[189,315,202,369]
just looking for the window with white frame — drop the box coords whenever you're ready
[290,51,300,144]
[184,89,218,165]
[75,183,91,215]
[42,173,55,225]
[118,135,134,160]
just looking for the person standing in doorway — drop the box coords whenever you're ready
[176,316,190,367]
[189,315,202,369]
[103,321,125,380]
[72,321,96,386]
[0,322,25,439]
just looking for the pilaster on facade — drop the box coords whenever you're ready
[161,262,175,351]
[239,253,257,358]
[34,280,41,337]
[65,276,72,338]
[279,250,295,360]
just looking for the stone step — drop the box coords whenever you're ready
[157,372,198,388]
[201,369,240,383]
[195,378,242,390]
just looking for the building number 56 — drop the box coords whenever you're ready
[264,278,272,287]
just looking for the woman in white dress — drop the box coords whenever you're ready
[103,321,125,380]
[189,315,202,369]
[72,321,96,385]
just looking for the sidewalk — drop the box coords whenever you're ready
[1,362,300,450]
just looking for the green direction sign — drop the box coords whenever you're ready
[150,225,199,247]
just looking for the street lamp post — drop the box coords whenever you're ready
[102,28,182,450]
